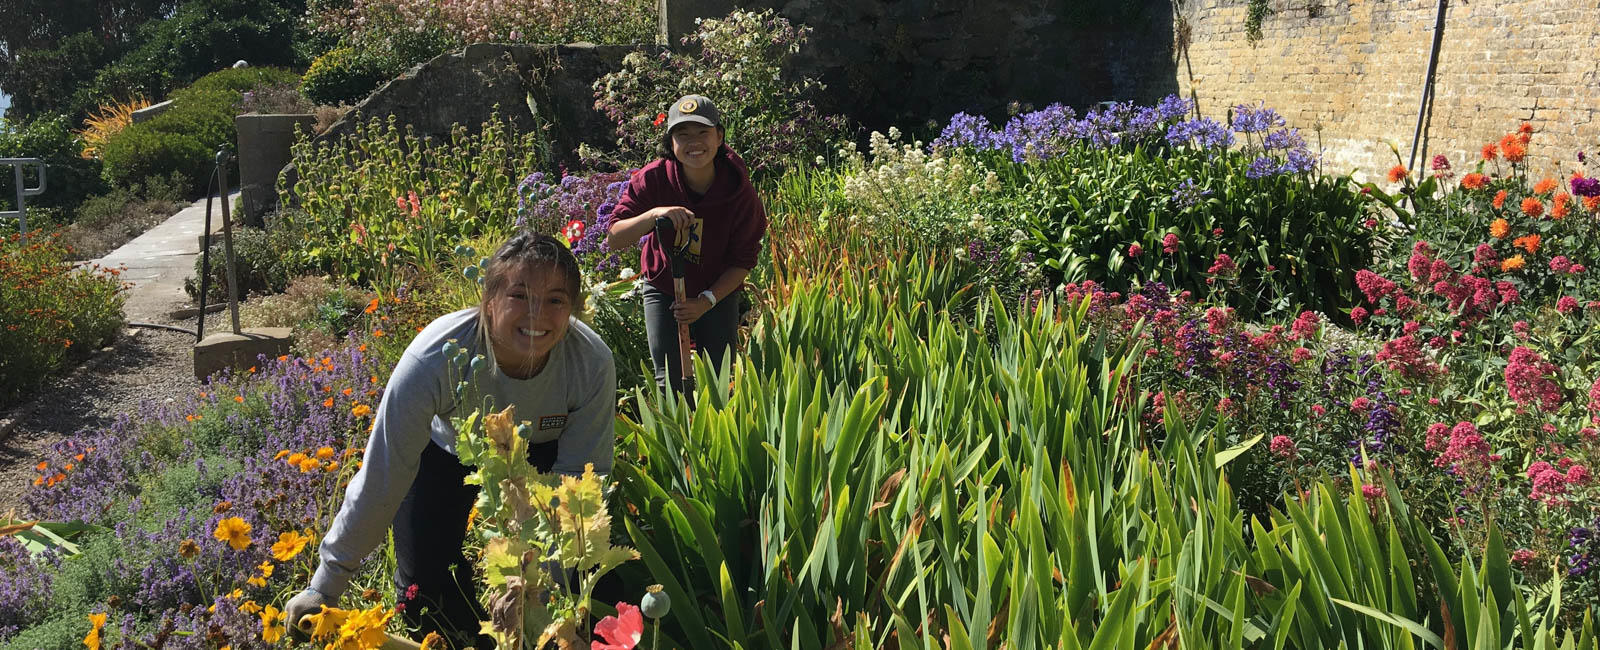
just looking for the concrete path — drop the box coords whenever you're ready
[97,191,236,324]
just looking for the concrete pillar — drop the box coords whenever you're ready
[235,114,316,227]
[663,0,736,44]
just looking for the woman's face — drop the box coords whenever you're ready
[485,262,573,378]
[670,123,723,171]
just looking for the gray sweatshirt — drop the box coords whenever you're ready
[309,308,616,598]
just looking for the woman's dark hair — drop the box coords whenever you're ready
[480,231,583,310]
[658,123,728,162]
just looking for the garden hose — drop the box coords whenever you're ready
[128,322,200,337]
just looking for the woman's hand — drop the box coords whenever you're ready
[650,206,695,247]
[671,295,713,324]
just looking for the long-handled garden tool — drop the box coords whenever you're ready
[653,217,696,408]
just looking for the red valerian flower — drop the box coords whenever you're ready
[593,602,644,650]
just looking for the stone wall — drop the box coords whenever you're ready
[719,0,1180,132]
[1172,0,1600,183]
[316,43,667,170]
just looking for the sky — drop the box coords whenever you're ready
[0,91,9,119]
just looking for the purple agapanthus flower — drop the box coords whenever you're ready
[1245,156,1281,179]
[1232,102,1286,134]
[1171,177,1213,208]
[1165,118,1234,150]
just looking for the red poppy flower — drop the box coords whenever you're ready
[592,602,643,650]
[652,112,667,127]
[563,219,585,244]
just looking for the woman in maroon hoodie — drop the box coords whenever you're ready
[605,94,768,394]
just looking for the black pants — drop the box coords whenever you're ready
[392,439,559,648]
[642,284,741,395]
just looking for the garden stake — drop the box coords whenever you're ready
[654,217,696,408]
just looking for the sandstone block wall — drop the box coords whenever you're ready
[1172,0,1600,184]
[726,0,1180,132]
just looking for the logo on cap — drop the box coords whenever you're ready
[679,99,698,113]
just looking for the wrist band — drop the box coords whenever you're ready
[699,290,717,306]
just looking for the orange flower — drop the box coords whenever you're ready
[316,446,336,459]
[342,388,353,396]
[1514,234,1541,254]
[1492,190,1508,210]
[1460,173,1488,190]
[1585,195,1600,213]
[1500,255,1526,272]
[323,397,334,408]
[1552,193,1571,219]
[1519,122,1534,135]
[234,395,245,403]
[1387,165,1409,183]
[1520,197,1544,218]
[297,457,321,473]
[286,452,307,467]
[351,404,372,417]
[1489,218,1510,239]
[1533,178,1557,194]
[35,460,47,471]
[1503,141,1527,163]
[364,298,379,314]
[273,450,290,461]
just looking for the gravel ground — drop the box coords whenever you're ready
[0,308,202,517]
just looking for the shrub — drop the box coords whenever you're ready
[300,46,392,106]
[77,96,153,160]
[0,232,126,407]
[58,174,188,260]
[186,226,292,302]
[0,113,108,216]
[591,9,850,175]
[279,112,547,293]
[239,275,376,355]
[235,80,313,115]
[100,67,300,195]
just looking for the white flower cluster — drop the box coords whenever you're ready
[839,129,990,228]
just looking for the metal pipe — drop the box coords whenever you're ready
[217,150,242,335]
[1407,0,1448,176]
[195,167,219,342]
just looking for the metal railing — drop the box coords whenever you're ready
[0,158,47,240]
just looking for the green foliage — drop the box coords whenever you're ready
[0,31,112,121]
[100,67,300,195]
[1246,0,1273,43]
[452,404,637,648]
[186,227,293,302]
[0,233,126,408]
[277,112,547,293]
[611,248,1599,647]
[0,113,109,216]
[591,9,850,175]
[300,46,391,106]
[1026,145,1371,320]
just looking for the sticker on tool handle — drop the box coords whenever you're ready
[538,414,568,430]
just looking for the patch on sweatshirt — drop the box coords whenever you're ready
[538,414,568,431]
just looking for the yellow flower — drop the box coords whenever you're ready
[260,605,287,643]
[227,588,244,600]
[84,612,107,650]
[257,561,274,578]
[304,606,349,640]
[420,632,445,650]
[213,517,252,551]
[273,450,290,461]
[239,600,262,614]
[325,461,340,472]
[247,575,266,588]
[316,446,336,459]
[298,457,322,473]
[351,404,372,418]
[178,538,200,559]
[271,530,311,562]
[286,452,307,467]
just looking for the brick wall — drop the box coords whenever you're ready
[1173,0,1600,184]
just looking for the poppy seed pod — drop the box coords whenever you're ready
[641,584,671,619]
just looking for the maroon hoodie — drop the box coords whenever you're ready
[611,145,768,297]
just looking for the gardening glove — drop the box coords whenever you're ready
[285,588,330,642]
